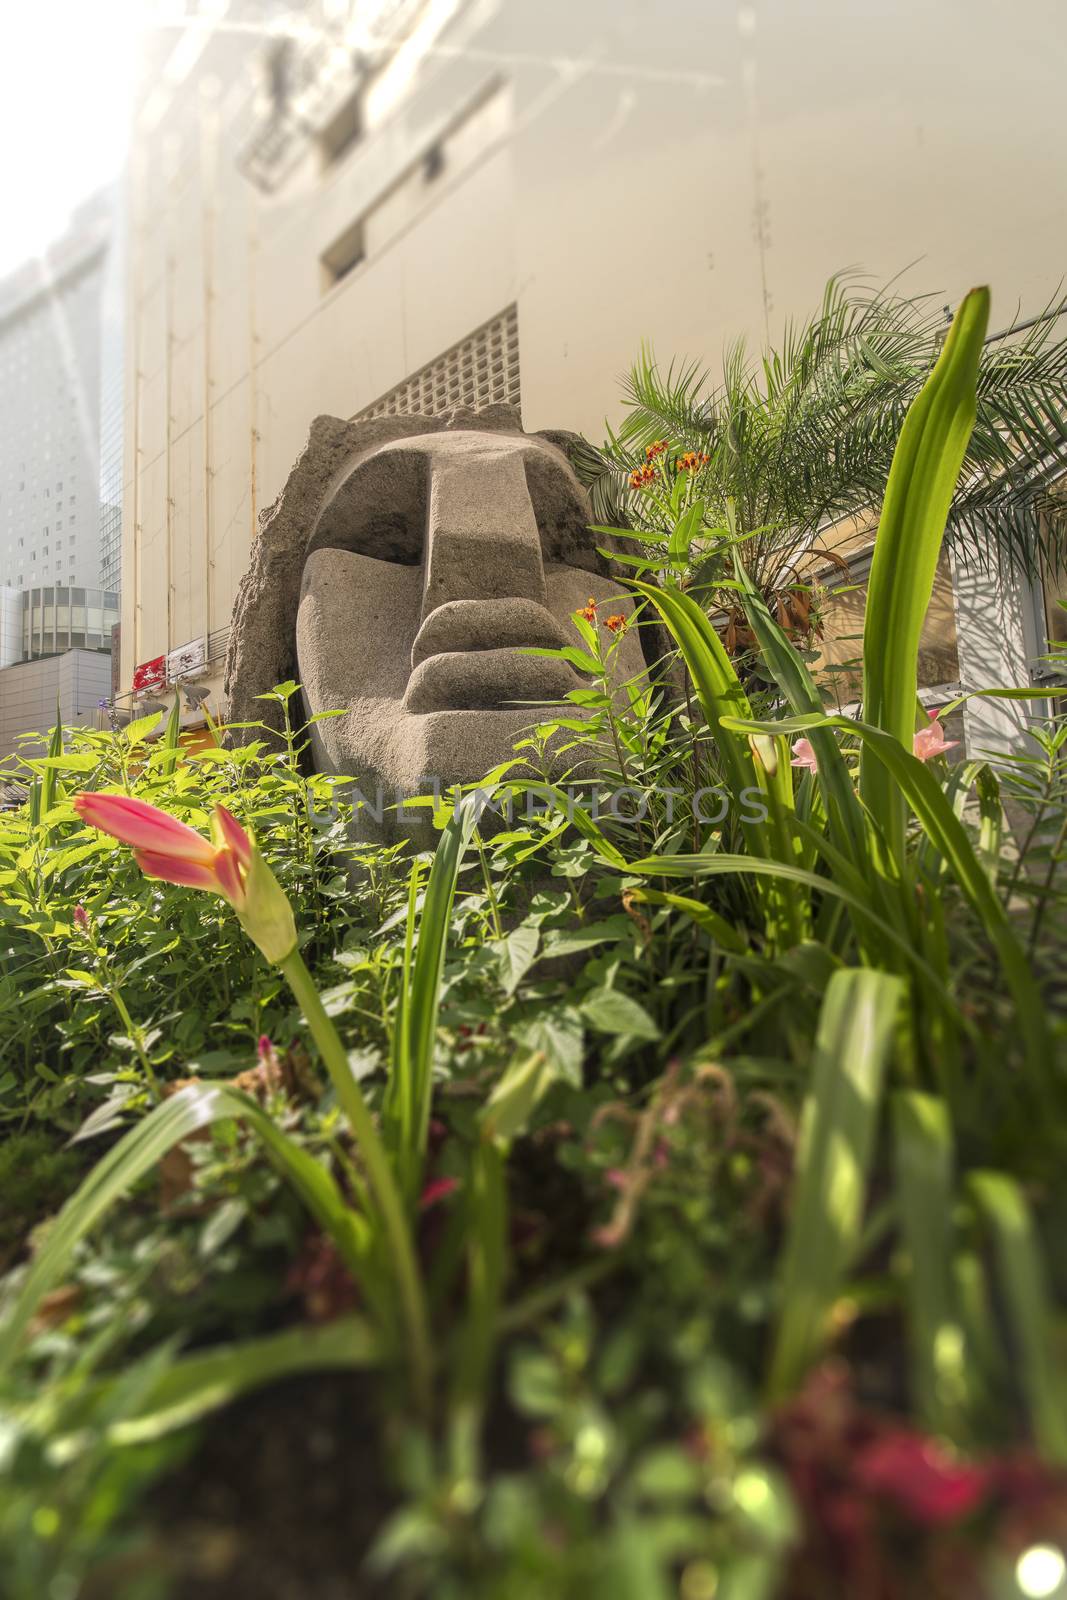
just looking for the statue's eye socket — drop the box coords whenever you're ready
[306,450,426,566]
[523,454,611,577]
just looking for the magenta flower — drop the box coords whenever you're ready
[419,1176,459,1211]
[72,903,90,933]
[790,737,819,774]
[913,710,959,762]
[855,1430,992,1525]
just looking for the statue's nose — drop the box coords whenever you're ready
[421,445,547,620]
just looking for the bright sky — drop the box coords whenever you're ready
[0,0,142,276]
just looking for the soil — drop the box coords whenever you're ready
[143,1373,396,1600]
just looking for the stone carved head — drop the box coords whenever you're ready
[224,406,650,840]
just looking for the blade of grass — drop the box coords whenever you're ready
[159,690,183,777]
[0,1082,376,1377]
[38,703,63,824]
[89,1317,379,1446]
[892,1092,970,1440]
[391,797,479,1204]
[628,578,802,947]
[861,288,989,857]
[969,1171,1067,1463]
[721,709,1051,1088]
[767,968,902,1399]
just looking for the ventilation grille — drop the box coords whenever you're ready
[358,305,520,420]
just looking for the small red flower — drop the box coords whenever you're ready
[73,904,90,933]
[579,597,598,623]
[646,439,668,460]
[855,1431,992,1526]
[604,614,628,635]
[419,1175,459,1211]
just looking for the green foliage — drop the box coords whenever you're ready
[0,288,1065,1597]
[576,271,1067,582]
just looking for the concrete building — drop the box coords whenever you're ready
[0,193,115,595]
[0,649,115,764]
[120,0,1067,746]
[0,191,126,759]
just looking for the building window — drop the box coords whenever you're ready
[319,86,362,169]
[320,218,366,291]
[423,141,445,182]
[357,305,521,420]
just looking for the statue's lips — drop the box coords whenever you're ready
[402,648,581,714]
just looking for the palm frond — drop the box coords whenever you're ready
[580,272,1067,590]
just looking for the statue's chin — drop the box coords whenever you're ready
[307,699,604,846]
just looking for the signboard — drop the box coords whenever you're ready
[166,636,207,683]
[131,654,166,696]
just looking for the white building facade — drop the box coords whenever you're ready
[119,0,1067,738]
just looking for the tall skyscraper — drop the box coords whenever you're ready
[0,192,121,756]
[0,191,114,597]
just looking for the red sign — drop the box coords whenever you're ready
[132,655,166,695]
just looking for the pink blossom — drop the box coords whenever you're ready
[73,792,252,903]
[72,904,90,933]
[855,1430,992,1525]
[913,710,959,762]
[74,791,297,966]
[419,1176,459,1211]
[790,737,819,774]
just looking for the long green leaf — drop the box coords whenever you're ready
[623,884,747,952]
[767,968,902,1398]
[0,1083,373,1375]
[620,850,964,1023]
[159,690,183,777]
[390,797,478,1203]
[628,578,802,946]
[892,1092,969,1439]
[721,709,1050,1084]
[969,1171,1067,1463]
[104,1317,377,1444]
[732,552,870,878]
[38,705,64,823]
[861,288,989,855]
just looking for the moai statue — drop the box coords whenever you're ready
[224,406,651,841]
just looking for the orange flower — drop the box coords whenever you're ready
[628,464,657,490]
[579,597,598,623]
[604,614,627,634]
[646,439,668,460]
[676,450,710,474]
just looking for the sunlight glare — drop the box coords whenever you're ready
[0,0,140,274]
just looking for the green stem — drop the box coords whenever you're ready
[280,947,432,1416]
[107,978,161,1099]
[475,832,503,940]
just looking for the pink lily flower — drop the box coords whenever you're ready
[73,791,251,903]
[790,737,819,774]
[912,710,958,763]
[73,792,296,964]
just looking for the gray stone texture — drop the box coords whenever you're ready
[224,407,652,841]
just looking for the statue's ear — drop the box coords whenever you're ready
[225,415,366,744]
